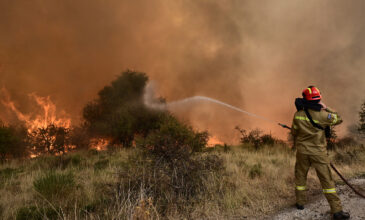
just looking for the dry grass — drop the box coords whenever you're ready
[1,143,364,219]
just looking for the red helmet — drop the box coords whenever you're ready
[302,86,322,101]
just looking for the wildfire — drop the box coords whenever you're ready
[0,88,71,133]
[208,136,224,147]
[90,138,110,151]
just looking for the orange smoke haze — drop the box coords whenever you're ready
[1,1,365,143]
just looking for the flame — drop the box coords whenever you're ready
[208,136,224,147]
[1,88,74,157]
[90,138,110,151]
[0,88,71,133]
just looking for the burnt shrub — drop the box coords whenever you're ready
[116,116,224,216]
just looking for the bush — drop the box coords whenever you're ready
[0,167,19,188]
[94,159,109,171]
[0,124,29,161]
[139,114,209,158]
[29,124,71,155]
[83,70,168,147]
[16,206,59,220]
[336,136,359,149]
[249,163,262,179]
[235,127,284,150]
[359,101,365,136]
[334,144,365,165]
[33,172,75,201]
[115,116,224,216]
[33,154,83,170]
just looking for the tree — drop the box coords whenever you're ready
[29,124,71,155]
[0,123,29,162]
[82,70,167,147]
[359,101,365,137]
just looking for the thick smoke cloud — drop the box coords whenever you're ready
[1,0,364,142]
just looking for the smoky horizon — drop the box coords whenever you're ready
[1,0,365,143]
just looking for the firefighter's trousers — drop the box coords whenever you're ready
[295,152,342,213]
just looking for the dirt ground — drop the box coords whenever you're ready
[268,178,365,220]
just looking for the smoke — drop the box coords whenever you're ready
[1,0,365,143]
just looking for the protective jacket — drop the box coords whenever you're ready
[291,107,342,155]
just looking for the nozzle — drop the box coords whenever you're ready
[279,123,291,130]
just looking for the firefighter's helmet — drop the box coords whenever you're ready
[302,86,322,101]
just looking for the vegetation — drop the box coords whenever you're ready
[359,101,365,136]
[30,124,72,155]
[235,126,286,150]
[0,72,364,219]
[82,70,167,147]
[0,123,28,162]
[0,141,363,219]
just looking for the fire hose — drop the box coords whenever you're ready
[279,123,365,199]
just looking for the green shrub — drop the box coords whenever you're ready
[94,159,109,171]
[117,152,224,216]
[33,172,75,200]
[82,70,169,147]
[249,163,262,179]
[115,117,223,216]
[16,206,59,220]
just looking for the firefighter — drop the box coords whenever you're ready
[291,86,350,220]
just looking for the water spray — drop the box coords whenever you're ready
[144,83,291,129]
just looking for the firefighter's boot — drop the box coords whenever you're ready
[295,203,304,210]
[333,211,350,220]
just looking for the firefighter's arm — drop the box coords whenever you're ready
[323,107,343,126]
[291,116,299,137]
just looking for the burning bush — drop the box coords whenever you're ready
[29,124,72,155]
[83,70,168,147]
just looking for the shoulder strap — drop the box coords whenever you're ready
[304,108,324,130]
